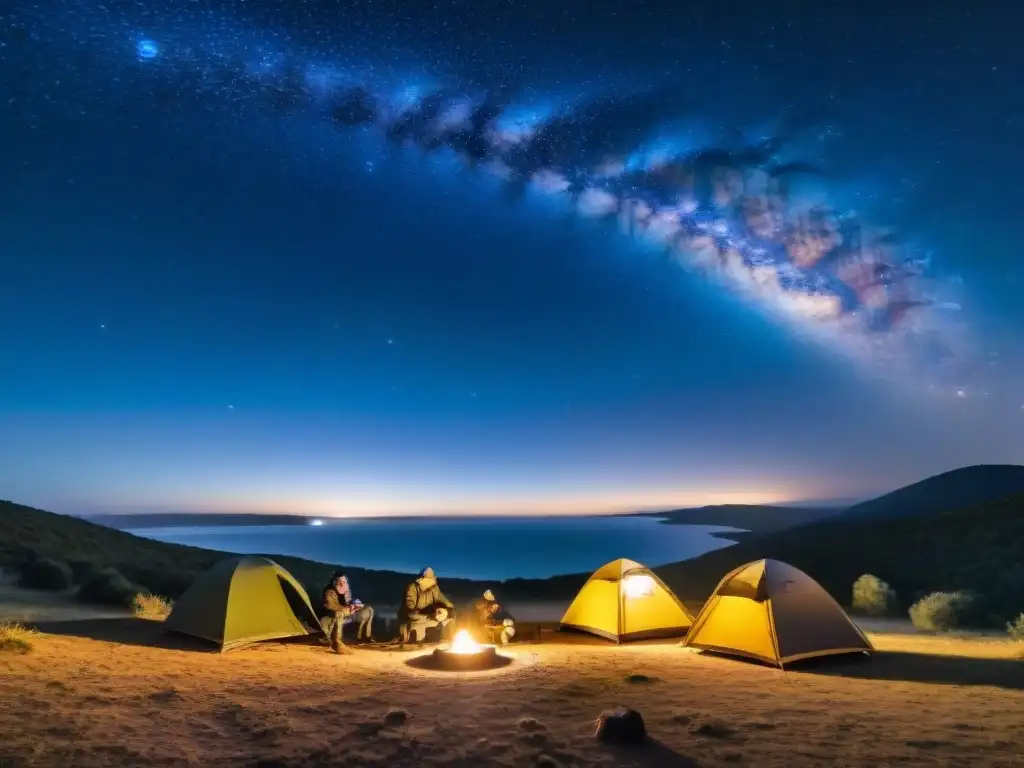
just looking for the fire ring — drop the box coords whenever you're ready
[432,644,501,671]
[407,629,513,672]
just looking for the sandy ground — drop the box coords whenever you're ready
[1,595,1022,768]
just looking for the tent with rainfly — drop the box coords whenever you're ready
[164,556,324,652]
[560,558,694,642]
[682,558,873,668]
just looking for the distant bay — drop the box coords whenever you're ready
[128,516,743,581]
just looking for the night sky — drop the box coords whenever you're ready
[1,0,1021,517]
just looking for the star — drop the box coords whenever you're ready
[386,338,394,345]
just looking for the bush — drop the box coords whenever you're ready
[131,592,174,620]
[851,574,898,617]
[16,557,73,591]
[76,568,139,608]
[1008,614,1024,642]
[0,620,36,654]
[909,591,975,632]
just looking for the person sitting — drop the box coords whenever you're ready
[398,567,455,649]
[319,571,355,654]
[335,572,375,643]
[473,589,516,646]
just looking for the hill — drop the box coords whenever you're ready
[630,503,843,538]
[837,464,1024,521]
[0,500,565,604]
[653,491,1024,624]
[88,512,314,529]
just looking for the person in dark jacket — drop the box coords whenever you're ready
[473,589,516,646]
[319,571,356,654]
[398,567,455,648]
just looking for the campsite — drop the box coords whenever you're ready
[3,515,1023,767]
[3,471,1024,767]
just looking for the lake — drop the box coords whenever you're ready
[128,516,742,581]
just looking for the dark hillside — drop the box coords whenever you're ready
[838,465,1024,521]
[654,492,1024,624]
[0,500,561,603]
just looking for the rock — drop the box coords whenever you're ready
[595,707,647,745]
[518,717,546,732]
[383,707,409,726]
[624,673,657,684]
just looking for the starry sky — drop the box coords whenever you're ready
[0,0,1021,517]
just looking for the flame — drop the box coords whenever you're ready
[448,629,482,654]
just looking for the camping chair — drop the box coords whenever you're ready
[406,615,447,642]
[405,610,459,643]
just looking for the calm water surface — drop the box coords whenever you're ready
[129,516,741,580]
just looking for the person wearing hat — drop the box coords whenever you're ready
[398,566,456,649]
[473,589,516,646]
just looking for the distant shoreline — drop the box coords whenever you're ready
[88,504,843,537]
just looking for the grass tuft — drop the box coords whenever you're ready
[0,620,37,654]
[131,592,174,620]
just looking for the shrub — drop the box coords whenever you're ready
[909,591,974,632]
[0,620,36,654]
[851,574,898,617]
[1007,613,1024,642]
[131,592,174,620]
[76,568,139,608]
[16,557,73,591]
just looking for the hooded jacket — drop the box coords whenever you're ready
[401,579,454,619]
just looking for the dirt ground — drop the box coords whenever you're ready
[1,598,1022,768]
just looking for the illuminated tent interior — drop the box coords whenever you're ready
[164,556,323,652]
[560,558,694,642]
[682,558,873,667]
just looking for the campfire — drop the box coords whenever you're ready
[426,629,507,671]
[448,630,483,654]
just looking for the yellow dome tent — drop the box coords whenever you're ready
[165,556,323,652]
[560,558,693,642]
[682,559,873,667]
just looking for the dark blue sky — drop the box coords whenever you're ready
[1,1,1020,516]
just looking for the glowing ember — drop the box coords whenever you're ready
[449,630,483,655]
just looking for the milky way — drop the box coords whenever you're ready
[4,1,979,395]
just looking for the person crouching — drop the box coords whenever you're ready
[474,589,516,646]
[398,567,456,649]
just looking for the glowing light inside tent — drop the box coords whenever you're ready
[309,519,324,526]
[622,573,657,599]
[449,629,483,655]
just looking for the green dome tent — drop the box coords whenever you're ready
[165,556,323,651]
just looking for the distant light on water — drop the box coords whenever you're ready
[309,518,324,526]
[136,39,159,60]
